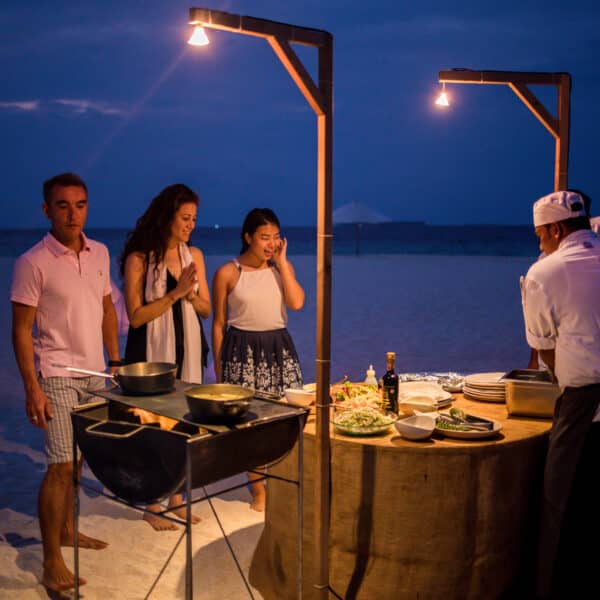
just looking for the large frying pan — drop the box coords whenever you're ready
[184,384,254,421]
[54,362,177,395]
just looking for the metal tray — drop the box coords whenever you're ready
[501,369,559,418]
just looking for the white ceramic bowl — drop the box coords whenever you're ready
[285,388,316,407]
[394,414,436,440]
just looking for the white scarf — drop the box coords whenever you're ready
[145,243,203,383]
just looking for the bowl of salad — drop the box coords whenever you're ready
[332,406,397,436]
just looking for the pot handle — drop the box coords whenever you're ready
[52,363,115,379]
[85,420,146,439]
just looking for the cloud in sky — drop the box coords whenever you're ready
[53,98,125,116]
[0,98,125,116]
[0,100,40,111]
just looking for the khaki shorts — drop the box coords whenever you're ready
[38,376,106,464]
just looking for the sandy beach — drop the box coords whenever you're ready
[0,252,536,598]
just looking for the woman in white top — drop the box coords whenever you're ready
[120,183,211,529]
[212,208,304,510]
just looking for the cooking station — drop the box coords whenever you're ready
[71,381,308,599]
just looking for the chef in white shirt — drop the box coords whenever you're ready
[527,189,596,371]
[521,190,600,599]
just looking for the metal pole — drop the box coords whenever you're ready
[297,416,304,599]
[72,428,80,599]
[314,33,333,600]
[185,445,193,600]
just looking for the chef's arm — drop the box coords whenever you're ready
[211,267,230,383]
[538,349,556,379]
[102,294,120,367]
[522,277,556,378]
[185,247,211,318]
[527,348,539,369]
[12,302,51,428]
[277,260,305,311]
[124,252,189,328]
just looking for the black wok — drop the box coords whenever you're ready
[185,384,254,421]
[54,362,177,395]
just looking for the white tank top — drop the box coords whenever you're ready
[227,260,287,331]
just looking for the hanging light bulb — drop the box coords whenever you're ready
[435,82,450,107]
[188,25,210,46]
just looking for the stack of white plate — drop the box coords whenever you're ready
[463,372,506,403]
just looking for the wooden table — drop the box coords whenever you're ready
[249,395,552,599]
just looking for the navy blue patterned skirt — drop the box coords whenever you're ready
[221,327,303,395]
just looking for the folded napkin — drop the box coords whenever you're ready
[399,382,447,401]
[398,390,446,403]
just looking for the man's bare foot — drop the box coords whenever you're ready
[42,558,86,592]
[167,495,201,523]
[250,493,266,512]
[60,530,108,549]
[143,504,178,531]
[168,506,201,523]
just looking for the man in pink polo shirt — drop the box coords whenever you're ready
[11,172,120,593]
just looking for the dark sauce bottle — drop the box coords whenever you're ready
[382,351,399,413]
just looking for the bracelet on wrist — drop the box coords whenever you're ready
[108,359,123,367]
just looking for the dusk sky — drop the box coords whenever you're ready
[2,1,599,228]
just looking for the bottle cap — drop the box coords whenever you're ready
[386,352,396,360]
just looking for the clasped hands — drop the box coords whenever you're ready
[172,262,199,302]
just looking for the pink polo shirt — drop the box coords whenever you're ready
[10,232,112,378]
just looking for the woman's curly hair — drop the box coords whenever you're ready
[119,183,199,278]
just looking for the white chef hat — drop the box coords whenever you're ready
[533,191,587,227]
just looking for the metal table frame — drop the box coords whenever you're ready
[71,399,305,600]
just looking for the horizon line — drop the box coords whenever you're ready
[0,221,535,230]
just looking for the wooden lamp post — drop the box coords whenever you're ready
[188,8,333,598]
[438,69,571,191]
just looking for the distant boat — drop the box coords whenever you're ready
[333,201,392,255]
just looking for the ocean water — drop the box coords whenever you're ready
[0,222,539,260]
[0,228,542,597]
[1,224,538,414]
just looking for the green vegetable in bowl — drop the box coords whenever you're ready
[334,407,394,429]
[435,418,471,431]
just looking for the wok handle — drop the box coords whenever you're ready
[84,421,146,439]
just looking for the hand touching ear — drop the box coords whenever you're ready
[272,238,288,266]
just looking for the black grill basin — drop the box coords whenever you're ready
[72,389,307,505]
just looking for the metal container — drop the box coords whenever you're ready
[184,384,253,421]
[501,369,560,418]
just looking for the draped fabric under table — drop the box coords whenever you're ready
[249,395,552,600]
